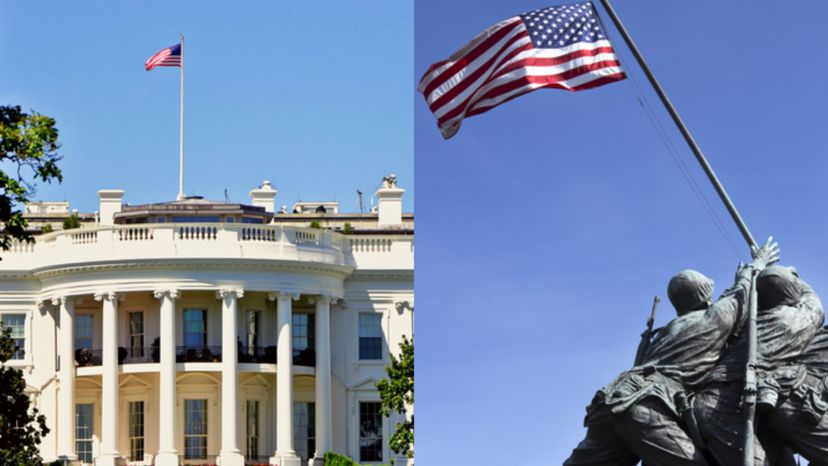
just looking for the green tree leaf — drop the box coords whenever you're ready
[376,335,414,456]
[0,105,63,254]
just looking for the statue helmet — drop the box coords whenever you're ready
[757,265,801,310]
[668,269,714,315]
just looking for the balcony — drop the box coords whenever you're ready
[73,346,315,367]
[238,346,316,367]
[176,346,222,363]
[0,224,350,271]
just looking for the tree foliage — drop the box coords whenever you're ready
[0,327,49,465]
[376,335,414,456]
[61,212,80,230]
[0,105,63,250]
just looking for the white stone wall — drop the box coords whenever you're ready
[0,227,412,465]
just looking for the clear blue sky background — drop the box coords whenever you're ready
[0,1,413,213]
[416,1,828,464]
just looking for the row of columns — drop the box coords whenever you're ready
[54,290,336,466]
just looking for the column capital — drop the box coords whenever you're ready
[49,296,77,308]
[94,291,121,302]
[307,294,337,306]
[216,289,244,300]
[268,291,300,302]
[153,289,180,300]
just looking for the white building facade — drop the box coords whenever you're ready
[1,177,413,466]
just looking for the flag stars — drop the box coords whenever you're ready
[521,2,605,48]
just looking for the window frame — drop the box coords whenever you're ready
[246,309,261,350]
[127,311,145,359]
[0,311,30,365]
[128,400,145,462]
[293,401,316,461]
[182,308,208,349]
[358,312,384,361]
[75,402,95,464]
[358,401,384,463]
[183,398,209,460]
[74,313,94,351]
[246,399,260,459]
[292,313,315,352]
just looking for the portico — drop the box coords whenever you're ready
[51,286,339,466]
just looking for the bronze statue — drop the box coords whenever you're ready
[564,240,780,466]
[693,265,823,465]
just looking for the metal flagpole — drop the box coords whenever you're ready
[596,3,760,466]
[178,33,185,201]
[598,0,758,250]
[743,269,759,465]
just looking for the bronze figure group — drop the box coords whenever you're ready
[565,239,828,466]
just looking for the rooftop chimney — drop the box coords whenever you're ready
[97,189,124,226]
[376,174,404,227]
[249,180,277,213]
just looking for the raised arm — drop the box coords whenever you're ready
[707,237,780,330]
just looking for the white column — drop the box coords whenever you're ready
[55,297,77,461]
[270,292,301,466]
[95,291,121,466]
[154,289,179,466]
[311,296,334,466]
[218,289,245,466]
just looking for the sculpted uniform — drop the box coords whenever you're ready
[765,325,828,465]
[693,266,824,466]
[564,266,757,466]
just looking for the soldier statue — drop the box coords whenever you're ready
[563,239,780,466]
[693,265,824,466]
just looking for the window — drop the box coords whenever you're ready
[128,312,144,358]
[184,399,208,460]
[76,403,94,464]
[75,314,94,350]
[359,314,382,360]
[293,313,315,353]
[246,400,259,459]
[2,314,25,360]
[359,401,383,462]
[294,402,316,461]
[183,309,207,348]
[246,310,260,350]
[129,401,145,461]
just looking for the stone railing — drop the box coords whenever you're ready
[347,235,413,270]
[0,224,350,271]
[0,225,414,272]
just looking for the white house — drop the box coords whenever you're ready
[1,176,413,466]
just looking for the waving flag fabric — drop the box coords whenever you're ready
[419,2,626,139]
[145,43,182,71]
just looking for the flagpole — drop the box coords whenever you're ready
[178,33,185,201]
[598,0,757,250]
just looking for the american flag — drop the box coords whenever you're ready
[419,2,626,139]
[145,43,182,71]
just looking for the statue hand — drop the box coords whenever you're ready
[750,236,780,269]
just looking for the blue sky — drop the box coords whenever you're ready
[0,1,413,213]
[416,1,828,464]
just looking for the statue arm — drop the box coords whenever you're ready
[706,238,780,333]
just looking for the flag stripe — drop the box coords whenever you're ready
[145,43,182,71]
[427,35,532,116]
[419,2,626,139]
[421,19,525,101]
[418,17,522,93]
[468,65,625,114]
[436,54,622,127]
[431,43,616,123]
